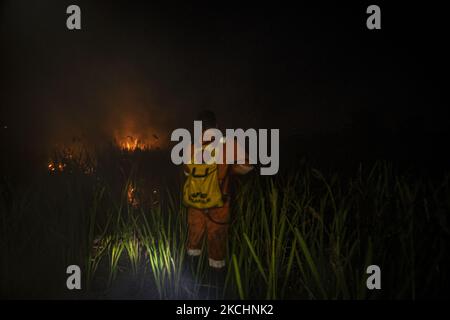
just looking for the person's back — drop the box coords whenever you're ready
[183,110,252,275]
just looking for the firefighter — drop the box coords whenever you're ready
[183,110,253,278]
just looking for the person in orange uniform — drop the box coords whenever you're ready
[184,110,253,273]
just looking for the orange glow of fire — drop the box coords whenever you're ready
[48,161,66,173]
[118,136,149,151]
[115,132,162,151]
[127,183,139,207]
[113,117,162,151]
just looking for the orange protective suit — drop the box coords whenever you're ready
[185,138,251,268]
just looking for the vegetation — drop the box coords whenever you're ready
[0,147,449,299]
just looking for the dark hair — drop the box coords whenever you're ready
[196,110,217,130]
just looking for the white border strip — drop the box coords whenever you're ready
[187,249,202,256]
[209,258,225,269]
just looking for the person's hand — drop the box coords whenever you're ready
[231,164,254,175]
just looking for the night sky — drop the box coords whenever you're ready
[1,1,449,159]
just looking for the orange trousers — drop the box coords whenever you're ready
[187,201,230,267]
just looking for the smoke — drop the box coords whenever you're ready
[3,0,426,161]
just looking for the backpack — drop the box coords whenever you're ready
[183,144,224,209]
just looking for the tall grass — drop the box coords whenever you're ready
[1,156,449,299]
[224,163,449,299]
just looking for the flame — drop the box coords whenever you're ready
[46,140,95,175]
[115,133,161,151]
[112,116,162,151]
[127,183,139,207]
[118,135,149,151]
[47,161,66,173]
[48,162,56,172]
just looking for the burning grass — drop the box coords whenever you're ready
[116,136,150,152]
[46,142,96,175]
[114,132,161,152]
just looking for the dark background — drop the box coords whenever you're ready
[1,1,449,171]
